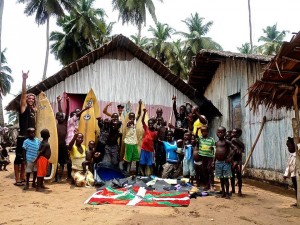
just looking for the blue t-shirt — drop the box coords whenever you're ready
[23,138,41,162]
[184,144,193,161]
[163,141,178,163]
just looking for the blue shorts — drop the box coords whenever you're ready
[215,160,232,178]
[139,149,154,166]
[183,158,195,176]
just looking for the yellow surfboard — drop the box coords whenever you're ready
[36,92,58,181]
[135,102,149,154]
[78,89,98,147]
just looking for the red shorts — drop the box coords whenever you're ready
[37,156,49,177]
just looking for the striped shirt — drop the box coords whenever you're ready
[23,138,41,162]
[198,136,215,158]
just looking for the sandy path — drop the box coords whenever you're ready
[0,160,299,225]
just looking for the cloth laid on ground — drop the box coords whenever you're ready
[85,186,190,207]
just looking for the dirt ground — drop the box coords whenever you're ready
[0,158,299,225]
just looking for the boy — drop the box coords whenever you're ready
[198,125,215,191]
[215,126,232,199]
[182,132,195,184]
[55,95,69,182]
[154,117,167,176]
[123,112,140,174]
[82,141,96,174]
[23,128,41,190]
[189,106,208,137]
[161,130,181,179]
[96,118,110,162]
[140,108,157,176]
[0,143,10,171]
[230,128,245,196]
[103,120,122,168]
[284,137,297,206]
[172,95,188,140]
[35,129,51,192]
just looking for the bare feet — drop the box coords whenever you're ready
[23,185,29,190]
[238,191,242,197]
[41,185,49,189]
[225,194,231,199]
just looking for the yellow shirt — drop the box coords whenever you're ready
[70,144,87,170]
[193,119,203,137]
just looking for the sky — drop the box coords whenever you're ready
[2,0,300,122]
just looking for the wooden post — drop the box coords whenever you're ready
[242,116,266,174]
[292,85,300,208]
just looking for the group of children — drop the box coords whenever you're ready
[21,128,51,191]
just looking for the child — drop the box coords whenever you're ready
[140,108,157,176]
[161,130,181,179]
[82,141,95,174]
[0,143,10,171]
[198,125,215,191]
[284,137,297,206]
[182,132,195,184]
[123,112,140,174]
[230,128,245,196]
[225,130,232,141]
[172,95,188,140]
[35,129,51,192]
[103,120,122,168]
[55,95,69,182]
[215,126,232,199]
[154,116,167,176]
[96,118,110,162]
[23,128,41,190]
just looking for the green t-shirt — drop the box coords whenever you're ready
[198,136,215,158]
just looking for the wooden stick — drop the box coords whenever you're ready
[242,116,267,174]
[292,85,300,208]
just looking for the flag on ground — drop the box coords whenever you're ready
[85,186,190,207]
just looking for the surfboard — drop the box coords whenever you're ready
[36,92,58,181]
[135,102,149,154]
[78,89,97,147]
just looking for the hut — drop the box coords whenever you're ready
[188,49,295,183]
[247,32,300,207]
[5,34,220,123]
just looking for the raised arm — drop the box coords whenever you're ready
[136,99,142,121]
[65,97,70,121]
[76,104,91,119]
[57,96,63,113]
[142,108,147,127]
[20,70,29,113]
[103,102,113,117]
[68,129,78,150]
[172,95,178,116]
[192,106,208,125]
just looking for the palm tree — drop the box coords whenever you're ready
[0,49,13,125]
[17,0,77,80]
[168,39,189,79]
[247,0,253,53]
[148,22,174,64]
[50,0,113,66]
[257,24,288,55]
[177,13,222,68]
[112,0,163,39]
[130,34,150,51]
[237,42,258,54]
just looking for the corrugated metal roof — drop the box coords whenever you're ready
[188,49,271,94]
[5,34,222,117]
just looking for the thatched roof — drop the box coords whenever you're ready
[188,49,271,94]
[5,34,221,117]
[247,32,300,111]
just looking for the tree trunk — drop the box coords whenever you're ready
[138,23,142,40]
[0,0,4,126]
[247,0,253,53]
[42,17,50,81]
